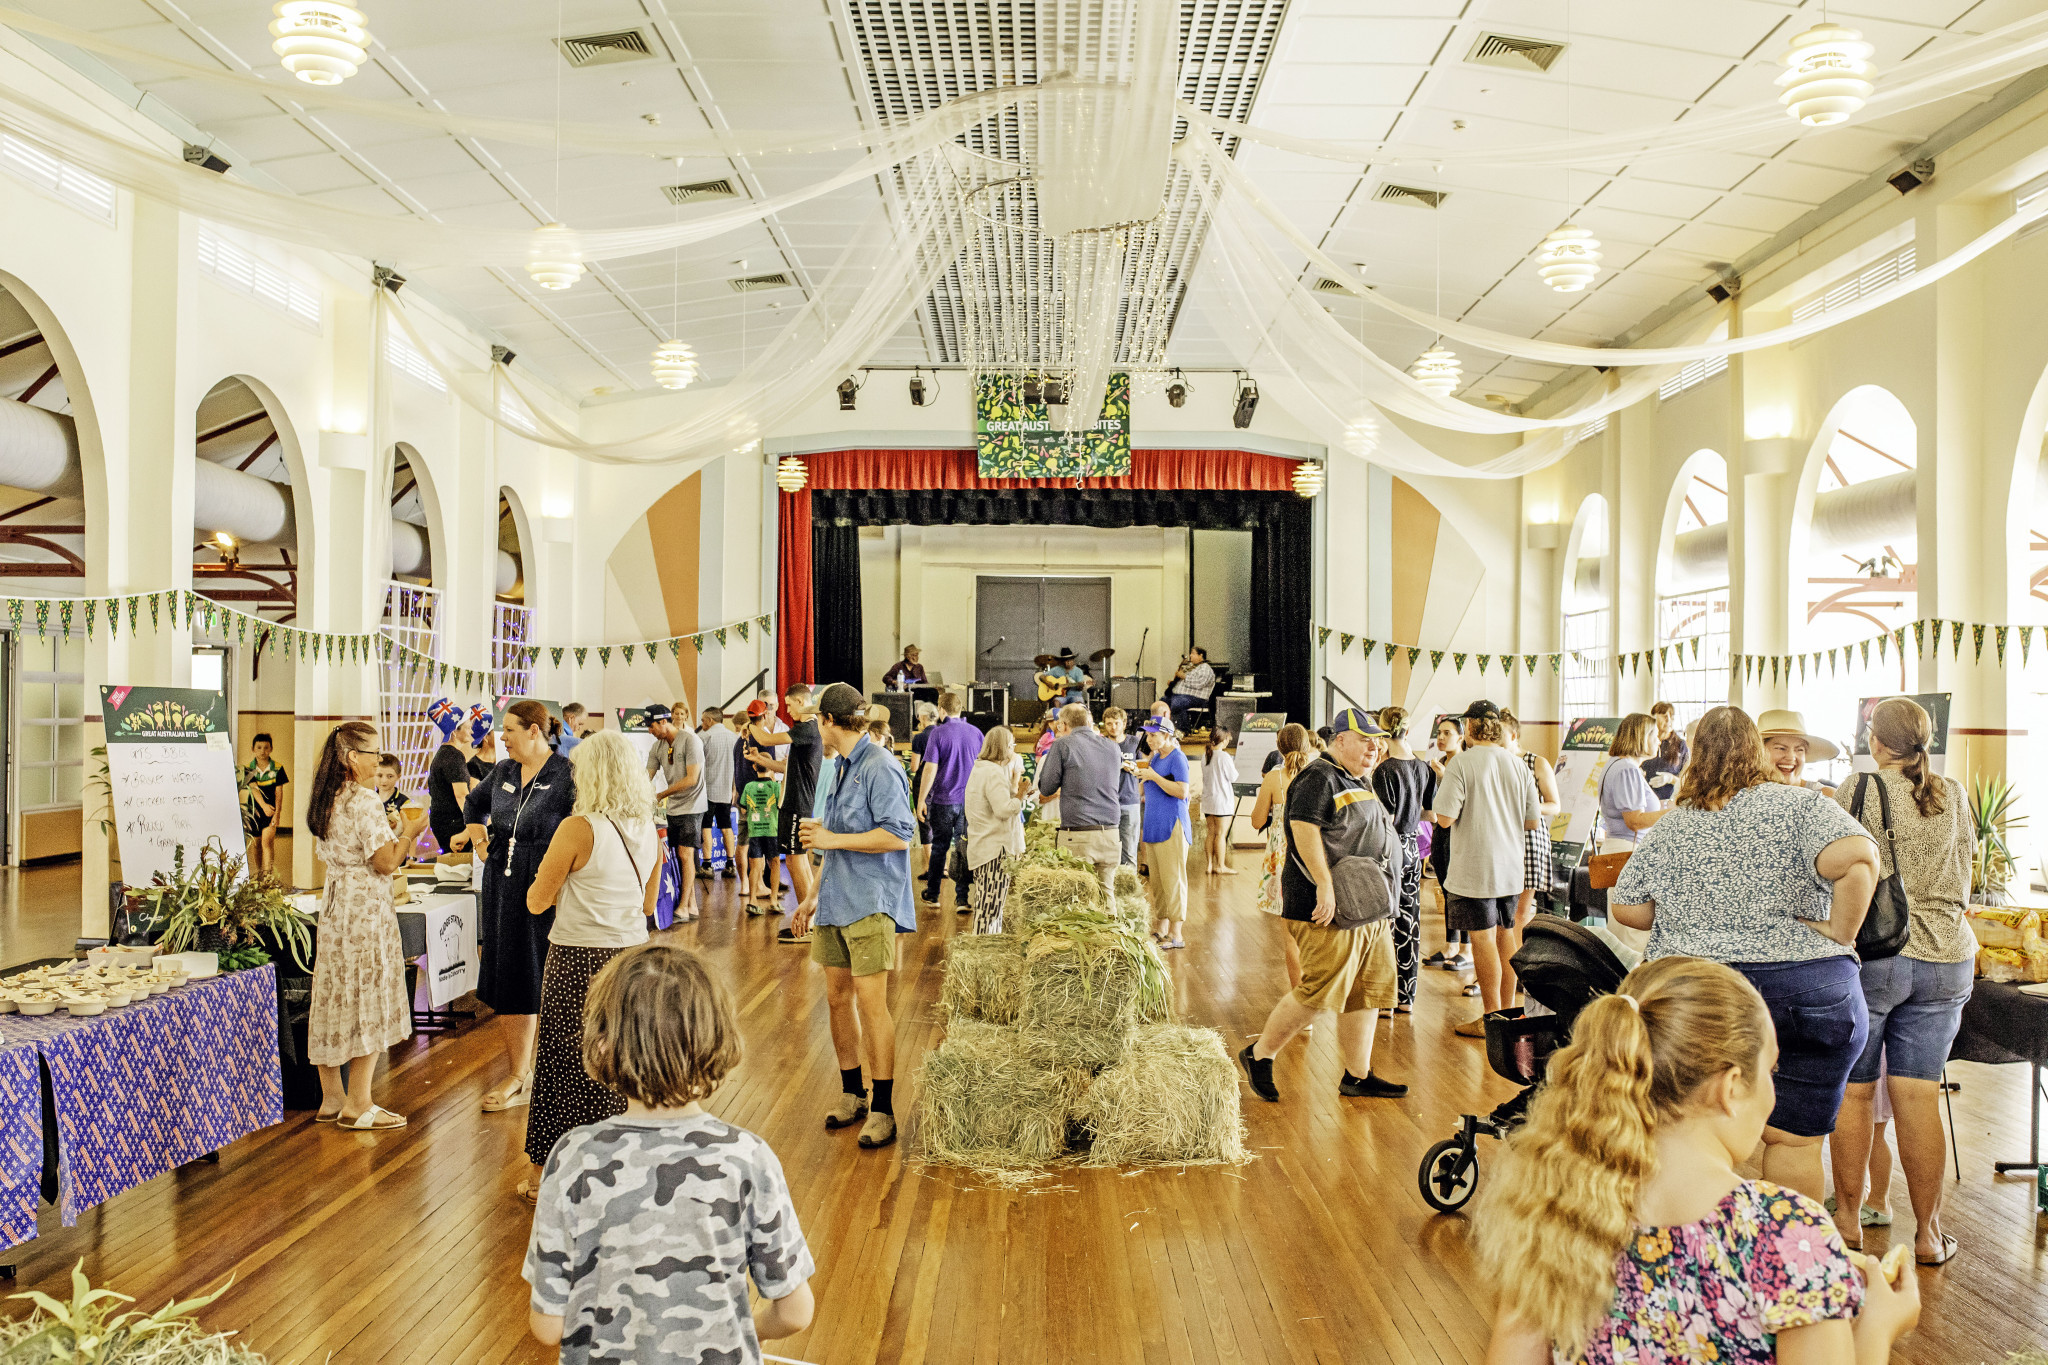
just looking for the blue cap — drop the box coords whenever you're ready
[1329,707,1388,738]
[1141,714,1176,735]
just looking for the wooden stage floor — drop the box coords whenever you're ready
[2,857,2044,1363]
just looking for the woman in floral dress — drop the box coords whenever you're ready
[305,720,426,1131]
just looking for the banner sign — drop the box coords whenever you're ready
[421,893,479,1007]
[100,685,246,888]
[975,371,1131,478]
[1232,712,1287,796]
[1549,716,1623,855]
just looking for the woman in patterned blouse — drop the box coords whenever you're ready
[1475,956,1919,1365]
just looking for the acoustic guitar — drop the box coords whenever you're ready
[1034,654,1067,702]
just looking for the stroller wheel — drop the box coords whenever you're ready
[1418,1135,1479,1212]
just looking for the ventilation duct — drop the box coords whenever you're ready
[1,398,519,585]
[1662,470,1918,592]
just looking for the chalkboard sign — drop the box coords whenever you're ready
[101,685,247,887]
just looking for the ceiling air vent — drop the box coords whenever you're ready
[1376,183,1448,208]
[729,272,793,292]
[1466,32,1567,73]
[664,179,740,204]
[1313,277,1353,293]
[558,29,655,68]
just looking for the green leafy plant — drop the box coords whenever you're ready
[1969,774,2026,900]
[1,1259,259,1363]
[131,839,313,971]
[84,745,113,838]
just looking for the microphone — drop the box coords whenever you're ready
[982,635,1006,656]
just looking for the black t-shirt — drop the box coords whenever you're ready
[427,743,471,830]
[467,755,492,783]
[1280,756,1369,921]
[782,718,821,816]
[1371,756,1437,835]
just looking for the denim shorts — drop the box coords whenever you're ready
[1850,954,1973,1084]
[1733,955,1869,1139]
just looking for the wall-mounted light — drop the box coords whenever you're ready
[777,456,808,493]
[1232,374,1259,429]
[908,369,928,406]
[1165,370,1188,408]
[837,376,859,411]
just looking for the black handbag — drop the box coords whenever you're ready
[1848,774,1912,961]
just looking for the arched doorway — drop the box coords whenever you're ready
[1559,494,1610,723]
[382,443,446,798]
[1789,385,1918,779]
[492,488,533,698]
[0,276,93,862]
[1655,450,1730,730]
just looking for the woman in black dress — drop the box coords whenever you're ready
[463,698,574,1113]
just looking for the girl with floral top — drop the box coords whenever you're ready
[1477,956,1919,1365]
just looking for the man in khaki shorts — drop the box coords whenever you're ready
[790,682,917,1149]
[1238,707,1408,1104]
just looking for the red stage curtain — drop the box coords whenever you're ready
[775,485,811,722]
[802,448,1294,493]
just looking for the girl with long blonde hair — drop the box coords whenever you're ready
[1478,957,1919,1364]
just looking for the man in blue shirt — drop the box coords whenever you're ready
[1036,702,1125,901]
[791,681,916,1150]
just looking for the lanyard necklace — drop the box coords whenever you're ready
[503,761,546,875]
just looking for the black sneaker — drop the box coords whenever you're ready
[1338,1072,1409,1099]
[1237,1044,1279,1103]
[956,905,972,914]
[920,889,939,905]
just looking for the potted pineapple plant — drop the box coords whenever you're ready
[1968,774,2025,908]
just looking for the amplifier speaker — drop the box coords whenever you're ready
[868,691,912,738]
[969,683,1009,716]
[1109,677,1156,710]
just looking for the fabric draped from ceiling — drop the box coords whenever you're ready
[776,485,815,719]
[780,448,1310,723]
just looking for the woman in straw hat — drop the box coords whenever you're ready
[1756,709,1840,794]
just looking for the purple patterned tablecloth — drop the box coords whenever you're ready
[0,966,282,1250]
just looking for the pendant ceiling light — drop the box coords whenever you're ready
[1343,415,1379,457]
[649,340,699,390]
[776,456,809,493]
[1536,225,1603,292]
[525,223,585,290]
[1777,23,1876,126]
[269,3,370,86]
[1410,345,1461,398]
[1291,461,1324,498]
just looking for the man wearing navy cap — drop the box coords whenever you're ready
[1238,706,1407,1104]
[1430,699,1543,1038]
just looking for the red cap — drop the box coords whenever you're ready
[745,698,771,717]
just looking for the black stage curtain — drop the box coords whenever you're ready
[811,520,863,690]
[1249,500,1313,724]
[810,486,1312,723]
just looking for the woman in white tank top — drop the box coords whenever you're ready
[517,730,661,1201]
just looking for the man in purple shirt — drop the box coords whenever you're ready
[915,691,983,907]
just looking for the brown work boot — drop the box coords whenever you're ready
[857,1111,898,1149]
[824,1092,868,1130]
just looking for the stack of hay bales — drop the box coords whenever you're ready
[922,834,1245,1168]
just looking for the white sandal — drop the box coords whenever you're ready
[338,1105,407,1131]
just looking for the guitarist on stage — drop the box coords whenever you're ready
[1035,647,1093,708]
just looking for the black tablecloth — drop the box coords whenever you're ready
[1949,978,2048,1068]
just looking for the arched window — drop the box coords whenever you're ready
[1657,452,1730,730]
[1561,495,1610,723]
[1792,386,1917,781]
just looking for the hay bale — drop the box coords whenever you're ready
[1018,913,1171,1069]
[1112,864,1140,900]
[940,934,1026,1024]
[1007,864,1103,934]
[1080,1024,1247,1166]
[918,1020,1086,1167]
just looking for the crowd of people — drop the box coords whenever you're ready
[280,677,1980,1364]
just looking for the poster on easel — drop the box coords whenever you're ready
[1851,692,1952,776]
[1548,716,1622,882]
[101,685,248,887]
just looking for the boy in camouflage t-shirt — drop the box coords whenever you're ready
[525,945,815,1363]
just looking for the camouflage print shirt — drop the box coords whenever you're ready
[524,1114,814,1364]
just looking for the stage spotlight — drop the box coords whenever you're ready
[1232,375,1259,430]
[838,376,859,410]
[908,370,927,406]
[181,142,231,174]
[1165,370,1187,408]
[490,344,516,366]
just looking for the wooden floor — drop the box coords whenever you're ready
[2,855,2044,1363]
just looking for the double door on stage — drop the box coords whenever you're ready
[974,576,1110,712]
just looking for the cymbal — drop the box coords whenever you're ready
[1089,647,1116,662]
[1033,654,1056,668]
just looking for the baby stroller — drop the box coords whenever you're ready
[1416,917,1631,1213]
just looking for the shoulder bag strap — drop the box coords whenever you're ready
[1851,773,1898,874]
[606,817,645,885]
